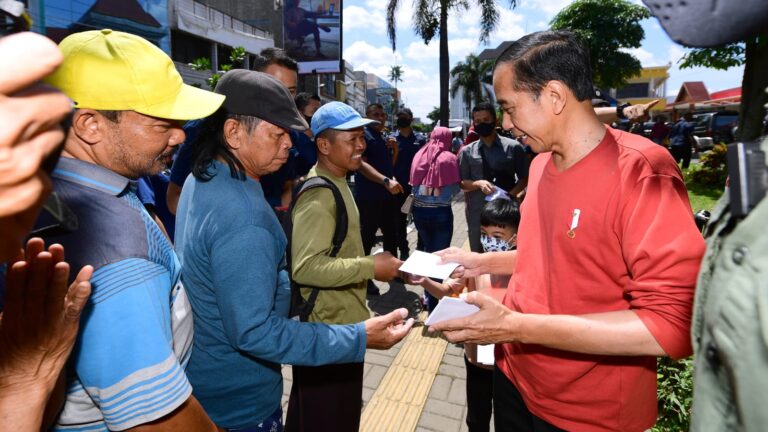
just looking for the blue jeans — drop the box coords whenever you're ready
[412,205,454,312]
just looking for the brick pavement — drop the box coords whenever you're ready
[282,194,493,431]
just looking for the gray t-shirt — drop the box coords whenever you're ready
[459,135,529,222]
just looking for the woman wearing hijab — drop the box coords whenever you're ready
[409,127,461,312]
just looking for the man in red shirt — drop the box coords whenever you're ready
[431,30,705,432]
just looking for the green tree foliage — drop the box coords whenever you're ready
[426,105,441,126]
[389,65,404,117]
[188,46,247,90]
[677,37,768,142]
[550,0,650,89]
[386,0,517,126]
[450,53,493,116]
[679,43,746,70]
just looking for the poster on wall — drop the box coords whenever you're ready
[283,0,342,74]
[43,0,170,53]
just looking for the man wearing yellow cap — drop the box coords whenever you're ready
[38,29,225,431]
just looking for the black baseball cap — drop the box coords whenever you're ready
[214,69,308,132]
[643,0,768,47]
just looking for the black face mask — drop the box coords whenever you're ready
[474,122,496,137]
[396,117,412,128]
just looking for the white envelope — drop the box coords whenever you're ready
[476,344,495,365]
[398,250,459,281]
[424,296,480,326]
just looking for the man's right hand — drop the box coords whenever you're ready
[364,308,414,350]
[373,251,402,281]
[385,178,404,195]
[473,180,494,195]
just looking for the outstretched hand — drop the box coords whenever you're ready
[623,99,659,122]
[428,292,518,345]
[0,238,93,394]
[435,247,483,278]
[365,308,414,349]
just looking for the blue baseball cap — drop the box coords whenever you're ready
[311,101,378,136]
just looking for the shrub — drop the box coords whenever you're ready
[654,357,694,431]
[688,144,727,187]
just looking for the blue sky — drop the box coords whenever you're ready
[341,0,744,120]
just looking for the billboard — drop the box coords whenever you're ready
[283,0,342,74]
[41,0,170,53]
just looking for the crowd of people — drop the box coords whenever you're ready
[1,2,764,430]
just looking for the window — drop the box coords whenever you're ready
[616,83,649,99]
[171,30,211,64]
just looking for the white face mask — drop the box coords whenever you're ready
[480,234,516,253]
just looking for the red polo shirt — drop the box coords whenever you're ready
[497,127,705,431]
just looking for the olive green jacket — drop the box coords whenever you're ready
[691,136,768,431]
[290,165,374,325]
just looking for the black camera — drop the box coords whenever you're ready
[727,141,768,217]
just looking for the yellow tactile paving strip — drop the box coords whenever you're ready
[359,319,448,432]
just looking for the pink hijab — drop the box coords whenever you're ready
[410,127,461,188]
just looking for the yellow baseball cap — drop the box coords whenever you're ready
[45,29,224,120]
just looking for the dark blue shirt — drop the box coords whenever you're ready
[169,119,203,187]
[291,130,317,178]
[355,127,393,201]
[138,174,176,241]
[669,120,695,148]
[393,130,425,194]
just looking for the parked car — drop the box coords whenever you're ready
[693,111,739,145]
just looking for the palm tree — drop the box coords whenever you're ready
[386,0,517,126]
[389,65,404,119]
[450,53,493,118]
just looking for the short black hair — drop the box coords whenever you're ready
[252,48,298,73]
[366,103,384,114]
[472,102,496,121]
[480,199,521,231]
[191,108,262,182]
[494,30,593,102]
[396,108,413,118]
[295,92,321,112]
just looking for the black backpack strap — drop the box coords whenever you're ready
[288,175,349,321]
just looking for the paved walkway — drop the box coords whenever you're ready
[281,195,495,431]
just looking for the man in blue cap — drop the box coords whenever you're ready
[286,102,404,431]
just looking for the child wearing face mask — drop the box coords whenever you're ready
[415,198,520,432]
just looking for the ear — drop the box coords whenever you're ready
[223,118,242,150]
[544,80,568,116]
[71,109,107,145]
[315,136,332,156]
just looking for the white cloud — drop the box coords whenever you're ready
[404,40,438,60]
[621,47,659,66]
[488,6,527,46]
[343,5,386,34]
[343,40,402,69]
[518,0,572,18]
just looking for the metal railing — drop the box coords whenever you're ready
[176,0,272,39]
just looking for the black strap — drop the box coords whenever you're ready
[291,176,348,256]
[287,176,348,320]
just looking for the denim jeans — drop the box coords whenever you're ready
[412,205,453,311]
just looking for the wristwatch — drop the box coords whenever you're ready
[617,103,631,120]
[383,177,391,186]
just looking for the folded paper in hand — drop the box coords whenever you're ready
[398,250,458,281]
[424,296,480,326]
[476,344,495,365]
